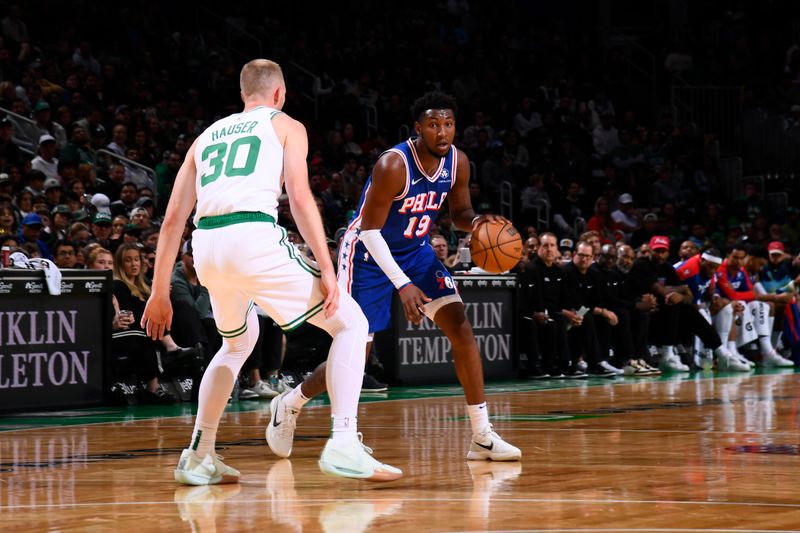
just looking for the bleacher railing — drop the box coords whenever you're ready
[94,149,160,208]
[0,106,39,156]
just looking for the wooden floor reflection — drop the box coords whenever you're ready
[3,371,800,532]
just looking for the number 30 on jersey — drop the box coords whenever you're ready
[201,135,261,186]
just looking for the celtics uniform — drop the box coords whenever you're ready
[191,106,324,336]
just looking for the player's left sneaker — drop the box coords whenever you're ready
[467,425,521,461]
[266,391,299,458]
[174,448,240,486]
[318,433,403,481]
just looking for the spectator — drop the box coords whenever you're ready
[592,111,619,156]
[610,193,640,242]
[109,181,138,217]
[17,212,52,259]
[586,196,618,244]
[0,116,22,167]
[111,243,194,404]
[31,135,59,180]
[52,239,77,269]
[106,124,128,156]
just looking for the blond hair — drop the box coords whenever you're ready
[240,59,284,98]
[86,246,112,269]
[113,243,151,300]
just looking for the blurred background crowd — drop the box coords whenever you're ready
[2,0,800,402]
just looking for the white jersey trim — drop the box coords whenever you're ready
[407,139,446,182]
[383,148,410,201]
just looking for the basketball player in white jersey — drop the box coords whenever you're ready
[142,59,401,485]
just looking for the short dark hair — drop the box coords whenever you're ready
[410,92,458,122]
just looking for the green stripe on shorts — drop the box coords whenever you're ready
[277,226,321,277]
[218,301,255,338]
[279,301,325,332]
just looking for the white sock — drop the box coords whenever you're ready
[190,422,217,458]
[308,293,368,441]
[727,341,739,353]
[660,345,675,359]
[713,346,729,359]
[758,336,775,354]
[284,385,310,411]
[331,415,358,441]
[468,402,490,435]
[191,311,258,458]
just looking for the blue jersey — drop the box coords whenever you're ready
[337,139,461,332]
[351,139,457,255]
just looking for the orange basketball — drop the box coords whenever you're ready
[469,220,523,273]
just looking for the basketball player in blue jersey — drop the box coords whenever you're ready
[268,92,521,461]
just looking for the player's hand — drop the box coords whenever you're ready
[141,292,172,340]
[398,283,432,324]
[604,310,618,326]
[319,269,340,318]
[775,292,794,304]
[665,292,683,305]
[471,214,511,232]
[562,309,582,326]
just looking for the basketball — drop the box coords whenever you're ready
[469,220,523,273]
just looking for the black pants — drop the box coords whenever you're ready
[533,314,571,373]
[111,331,161,382]
[169,299,220,359]
[595,307,635,365]
[566,312,602,366]
[630,308,652,359]
[242,315,284,374]
[650,303,722,349]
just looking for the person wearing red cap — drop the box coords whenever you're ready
[626,235,740,372]
[716,242,794,367]
[762,241,798,296]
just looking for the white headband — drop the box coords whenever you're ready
[701,252,722,264]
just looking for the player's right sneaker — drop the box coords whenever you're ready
[174,448,240,486]
[659,353,690,372]
[318,433,403,482]
[467,425,522,461]
[762,349,795,367]
[717,350,752,372]
[266,391,299,458]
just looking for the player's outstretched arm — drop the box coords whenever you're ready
[447,148,509,232]
[142,140,198,339]
[359,153,431,323]
[280,115,339,318]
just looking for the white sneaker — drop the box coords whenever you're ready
[467,425,522,461]
[599,360,624,375]
[762,349,795,367]
[318,433,403,482]
[174,448,240,486]
[717,350,752,372]
[659,354,690,372]
[266,392,299,458]
[730,348,755,369]
[252,379,282,399]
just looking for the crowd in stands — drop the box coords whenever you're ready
[1,1,800,401]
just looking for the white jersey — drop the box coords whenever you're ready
[193,106,284,223]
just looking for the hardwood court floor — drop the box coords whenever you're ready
[3,370,800,532]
